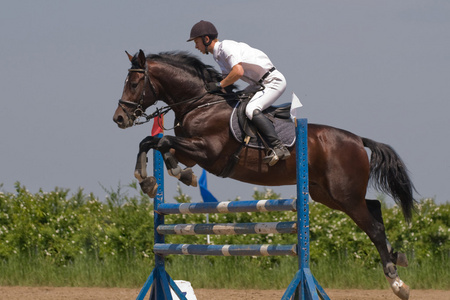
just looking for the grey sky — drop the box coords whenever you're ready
[1,1,449,204]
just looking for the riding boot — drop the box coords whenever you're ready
[251,109,291,166]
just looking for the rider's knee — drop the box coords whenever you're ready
[247,108,261,120]
[253,109,262,117]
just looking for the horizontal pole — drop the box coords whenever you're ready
[153,243,297,256]
[157,221,297,235]
[156,199,296,215]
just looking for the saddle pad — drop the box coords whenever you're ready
[230,103,296,149]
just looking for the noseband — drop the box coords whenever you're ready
[118,63,158,125]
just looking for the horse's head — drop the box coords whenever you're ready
[113,49,158,129]
[113,50,237,129]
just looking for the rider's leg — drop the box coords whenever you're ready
[251,109,290,166]
[246,71,289,166]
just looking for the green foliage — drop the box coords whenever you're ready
[0,182,449,289]
[0,182,154,264]
[167,189,450,269]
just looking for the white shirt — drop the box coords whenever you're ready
[213,40,275,85]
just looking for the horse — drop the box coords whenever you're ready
[113,49,416,300]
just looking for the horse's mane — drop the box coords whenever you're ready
[131,51,223,84]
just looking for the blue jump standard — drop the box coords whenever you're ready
[136,119,330,300]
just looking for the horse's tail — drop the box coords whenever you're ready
[362,137,416,223]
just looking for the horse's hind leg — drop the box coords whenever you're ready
[366,199,408,267]
[346,200,410,300]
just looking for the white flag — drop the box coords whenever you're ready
[290,92,303,120]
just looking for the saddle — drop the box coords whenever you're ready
[217,92,297,178]
[230,99,296,149]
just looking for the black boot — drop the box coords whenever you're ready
[251,109,291,166]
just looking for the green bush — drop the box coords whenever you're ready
[0,182,449,288]
[0,182,154,264]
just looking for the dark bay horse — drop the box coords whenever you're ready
[113,50,415,300]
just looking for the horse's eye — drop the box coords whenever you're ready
[131,82,139,89]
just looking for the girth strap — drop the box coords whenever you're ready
[218,141,248,178]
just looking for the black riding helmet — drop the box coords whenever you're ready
[187,20,218,54]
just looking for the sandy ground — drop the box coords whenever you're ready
[0,287,448,300]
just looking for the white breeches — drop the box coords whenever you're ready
[245,70,287,120]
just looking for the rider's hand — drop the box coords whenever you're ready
[206,82,221,92]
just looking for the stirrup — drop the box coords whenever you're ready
[275,145,291,160]
[262,149,280,166]
[262,145,291,166]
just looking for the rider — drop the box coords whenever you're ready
[187,20,290,166]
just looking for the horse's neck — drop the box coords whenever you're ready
[156,70,204,103]
[153,62,236,117]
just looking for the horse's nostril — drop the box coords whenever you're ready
[114,115,124,125]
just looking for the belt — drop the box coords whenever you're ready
[258,67,276,84]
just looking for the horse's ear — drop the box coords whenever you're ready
[125,51,133,62]
[138,49,146,68]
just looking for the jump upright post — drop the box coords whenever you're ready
[136,118,330,300]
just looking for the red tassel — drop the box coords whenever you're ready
[151,115,164,136]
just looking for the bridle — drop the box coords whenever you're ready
[117,59,247,128]
[118,62,160,126]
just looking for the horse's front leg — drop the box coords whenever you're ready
[163,151,198,187]
[135,135,161,179]
[137,135,179,175]
[133,136,161,198]
[157,135,207,187]
[137,135,200,190]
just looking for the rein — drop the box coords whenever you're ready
[118,63,238,128]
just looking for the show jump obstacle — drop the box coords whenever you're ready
[136,119,330,300]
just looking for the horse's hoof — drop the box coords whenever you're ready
[386,276,409,300]
[139,176,158,198]
[168,166,182,179]
[396,252,409,267]
[190,173,198,187]
[179,168,198,187]
[391,279,410,300]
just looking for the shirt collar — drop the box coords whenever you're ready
[213,41,221,59]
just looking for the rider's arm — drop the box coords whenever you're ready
[220,63,244,88]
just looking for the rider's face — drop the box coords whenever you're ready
[194,37,207,54]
